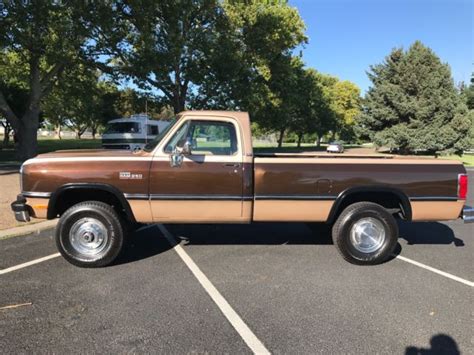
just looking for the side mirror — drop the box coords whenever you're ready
[170,139,192,168]
[181,139,192,155]
[170,148,184,168]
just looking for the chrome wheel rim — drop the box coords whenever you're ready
[350,217,386,253]
[69,218,108,256]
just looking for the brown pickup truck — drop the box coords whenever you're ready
[11,111,473,267]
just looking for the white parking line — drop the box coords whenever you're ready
[157,224,270,355]
[0,253,61,275]
[395,255,474,287]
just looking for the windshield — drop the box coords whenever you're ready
[104,122,141,134]
[143,119,178,152]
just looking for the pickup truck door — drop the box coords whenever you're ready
[149,117,244,222]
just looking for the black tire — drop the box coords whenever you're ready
[332,202,398,265]
[55,201,125,268]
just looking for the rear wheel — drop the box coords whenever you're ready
[332,202,398,265]
[55,201,125,268]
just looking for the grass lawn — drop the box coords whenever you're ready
[442,154,474,166]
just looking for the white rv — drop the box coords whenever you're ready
[102,114,170,150]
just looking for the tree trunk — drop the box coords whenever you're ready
[277,128,285,148]
[14,57,42,161]
[3,124,11,145]
[316,135,322,147]
[55,124,62,140]
[172,96,186,114]
[16,114,39,161]
[91,126,97,139]
[0,56,62,160]
[297,133,303,148]
[76,130,82,139]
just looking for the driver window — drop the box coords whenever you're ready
[164,120,238,155]
[189,121,238,156]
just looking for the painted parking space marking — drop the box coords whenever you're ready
[0,302,32,311]
[395,254,474,287]
[157,224,270,355]
[0,253,60,275]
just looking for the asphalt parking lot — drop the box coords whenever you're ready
[1,171,473,354]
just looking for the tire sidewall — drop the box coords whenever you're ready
[56,203,123,267]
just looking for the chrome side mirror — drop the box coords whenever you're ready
[170,140,191,168]
[170,148,184,168]
[181,140,192,155]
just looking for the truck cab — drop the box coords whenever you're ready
[142,111,254,223]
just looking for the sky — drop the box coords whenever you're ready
[290,0,473,93]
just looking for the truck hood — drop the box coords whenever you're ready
[23,149,151,166]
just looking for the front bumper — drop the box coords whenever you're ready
[11,195,30,222]
[462,206,474,223]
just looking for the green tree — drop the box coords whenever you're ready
[43,63,121,139]
[358,41,471,154]
[250,56,306,147]
[89,0,226,113]
[0,52,28,145]
[463,73,474,110]
[0,2,97,159]
[0,79,29,144]
[43,64,99,139]
[221,1,306,145]
[91,0,306,118]
[325,78,361,142]
[113,89,166,120]
[41,84,66,139]
[305,72,339,146]
[284,66,335,147]
[461,74,474,147]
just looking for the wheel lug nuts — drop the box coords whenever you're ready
[83,232,94,242]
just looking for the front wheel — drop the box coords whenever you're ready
[332,202,398,265]
[55,201,125,268]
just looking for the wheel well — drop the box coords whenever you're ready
[328,189,411,223]
[48,185,135,223]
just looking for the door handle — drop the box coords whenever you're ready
[223,163,240,167]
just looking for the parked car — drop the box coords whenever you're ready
[326,141,344,153]
[12,111,473,268]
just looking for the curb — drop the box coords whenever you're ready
[0,220,57,240]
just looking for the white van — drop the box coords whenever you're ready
[102,114,170,150]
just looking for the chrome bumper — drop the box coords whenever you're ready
[11,195,30,222]
[462,206,474,223]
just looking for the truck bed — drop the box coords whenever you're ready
[252,155,465,222]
